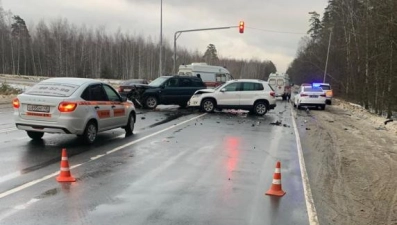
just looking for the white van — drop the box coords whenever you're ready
[267,73,291,100]
[178,63,233,88]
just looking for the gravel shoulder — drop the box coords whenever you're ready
[295,99,397,225]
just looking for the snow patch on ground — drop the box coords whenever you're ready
[334,98,397,135]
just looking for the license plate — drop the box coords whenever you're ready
[123,89,131,92]
[309,95,318,98]
[27,104,50,113]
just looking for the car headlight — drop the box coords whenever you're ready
[193,94,201,98]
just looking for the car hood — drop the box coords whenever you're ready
[195,89,215,94]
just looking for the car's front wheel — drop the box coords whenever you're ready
[82,121,97,144]
[125,113,135,135]
[145,96,158,109]
[253,101,268,116]
[27,131,44,140]
[201,99,215,113]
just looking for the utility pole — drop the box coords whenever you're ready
[159,0,163,77]
[323,28,332,83]
[173,26,238,74]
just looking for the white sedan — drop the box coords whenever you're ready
[13,78,136,144]
[293,86,326,110]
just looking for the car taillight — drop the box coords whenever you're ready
[118,87,122,92]
[300,93,308,97]
[320,94,326,97]
[270,91,275,97]
[58,102,77,112]
[12,98,20,108]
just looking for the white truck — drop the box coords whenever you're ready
[178,63,233,88]
[267,73,291,100]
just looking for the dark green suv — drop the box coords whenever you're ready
[133,76,206,109]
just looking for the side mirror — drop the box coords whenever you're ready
[160,84,165,89]
[121,96,128,102]
[220,88,226,92]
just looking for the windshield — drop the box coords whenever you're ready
[214,82,230,90]
[320,85,330,90]
[149,77,169,87]
[304,87,323,92]
[25,82,80,97]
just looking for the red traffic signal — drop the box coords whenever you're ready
[239,21,245,34]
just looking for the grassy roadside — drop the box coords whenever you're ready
[0,82,22,105]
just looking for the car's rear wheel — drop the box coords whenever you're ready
[254,101,268,116]
[201,99,215,113]
[27,131,44,140]
[82,121,97,144]
[125,113,135,135]
[145,96,158,109]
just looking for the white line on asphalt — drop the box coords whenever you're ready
[290,107,320,225]
[0,198,41,221]
[0,172,20,184]
[0,113,207,200]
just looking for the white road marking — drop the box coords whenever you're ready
[0,113,207,200]
[290,107,319,225]
[0,198,40,220]
[0,172,20,183]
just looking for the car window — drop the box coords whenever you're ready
[277,79,284,86]
[180,78,192,87]
[216,74,226,82]
[192,78,205,87]
[165,78,179,87]
[103,85,121,101]
[268,79,276,85]
[304,87,323,92]
[223,83,239,92]
[81,84,108,101]
[25,82,80,97]
[320,85,330,90]
[242,82,263,91]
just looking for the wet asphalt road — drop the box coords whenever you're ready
[0,101,310,225]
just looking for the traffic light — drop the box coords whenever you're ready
[239,21,244,34]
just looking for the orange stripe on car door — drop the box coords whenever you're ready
[113,108,125,117]
[97,110,110,118]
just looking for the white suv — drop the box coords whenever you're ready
[187,79,276,115]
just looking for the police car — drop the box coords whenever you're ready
[13,78,136,144]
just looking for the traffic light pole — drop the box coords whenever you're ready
[173,26,238,74]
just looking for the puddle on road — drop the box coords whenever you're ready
[37,188,59,199]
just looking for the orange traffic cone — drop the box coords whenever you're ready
[56,148,76,182]
[265,161,286,197]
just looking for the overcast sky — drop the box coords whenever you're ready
[2,0,327,72]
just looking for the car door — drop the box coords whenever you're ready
[239,82,264,106]
[178,78,198,104]
[81,84,112,131]
[103,84,127,128]
[215,82,241,106]
[160,77,180,104]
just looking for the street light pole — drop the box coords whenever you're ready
[323,28,332,83]
[173,26,236,74]
[159,0,163,77]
